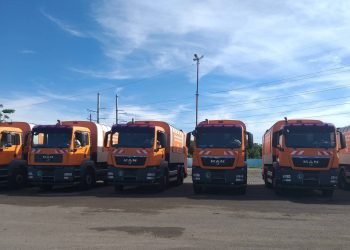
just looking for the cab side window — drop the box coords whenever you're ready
[157,131,166,148]
[75,132,89,147]
[2,133,21,146]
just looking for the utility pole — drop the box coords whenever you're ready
[193,54,204,126]
[89,113,92,122]
[97,92,100,124]
[116,94,118,124]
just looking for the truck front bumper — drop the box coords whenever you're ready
[27,166,81,186]
[107,166,163,186]
[191,166,247,188]
[275,167,338,190]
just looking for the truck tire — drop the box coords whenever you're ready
[114,184,124,192]
[157,174,168,192]
[176,167,184,186]
[264,169,272,188]
[80,169,95,190]
[193,184,202,194]
[338,169,349,190]
[272,172,282,195]
[322,189,334,198]
[8,168,26,189]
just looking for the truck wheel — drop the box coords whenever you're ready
[40,185,53,191]
[80,170,95,190]
[338,170,349,190]
[176,167,184,186]
[322,189,334,198]
[157,174,168,192]
[9,168,26,189]
[273,174,282,195]
[114,185,124,192]
[193,184,202,194]
[264,169,272,188]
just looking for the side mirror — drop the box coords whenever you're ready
[276,144,284,152]
[74,140,81,149]
[186,132,192,149]
[104,131,111,148]
[154,144,161,152]
[340,132,347,150]
[247,132,253,149]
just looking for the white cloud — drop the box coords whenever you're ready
[41,9,86,38]
[19,49,36,54]
[84,0,350,79]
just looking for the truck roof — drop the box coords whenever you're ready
[197,120,246,130]
[266,119,334,133]
[33,124,72,130]
[0,122,34,133]
[338,126,350,133]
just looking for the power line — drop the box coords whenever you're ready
[129,66,350,112]
[151,83,350,115]
[208,66,350,94]
[136,65,350,108]
[9,63,194,109]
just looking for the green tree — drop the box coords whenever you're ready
[247,143,262,159]
[0,104,15,122]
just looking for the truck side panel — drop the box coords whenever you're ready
[169,126,186,164]
[262,130,273,165]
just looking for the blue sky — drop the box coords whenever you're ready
[1,0,350,140]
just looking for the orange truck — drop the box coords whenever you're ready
[336,126,350,189]
[0,122,33,188]
[262,119,345,197]
[27,121,110,190]
[187,120,253,194]
[106,121,188,191]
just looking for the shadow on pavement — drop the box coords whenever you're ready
[1,180,350,206]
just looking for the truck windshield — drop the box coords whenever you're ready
[32,128,72,148]
[112,128,154,148]
[196,127,242,148]
[284,125,336,148]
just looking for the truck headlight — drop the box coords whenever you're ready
[236,174,244,182]
[282,174,291,182]
[193,173,200,180]
[330,176,338,183]
[107,172,114,179]
[146,172,156,180]
[28,172,33,179]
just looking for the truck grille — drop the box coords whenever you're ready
[116,156,146,166]
[201,157,235,167]
[35,154,63,163]
[292,157,329,168]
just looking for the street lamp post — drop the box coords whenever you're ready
[193,54,204,126]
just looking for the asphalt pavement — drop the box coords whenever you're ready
[0,169,349,250]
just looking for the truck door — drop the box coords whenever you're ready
[0,132,21,165]
[155,130,166,164]
[71,131,90,166]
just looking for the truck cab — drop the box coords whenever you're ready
[27,121,109,190]
[262,119,344,197]
[106,121,187,191]
[0,122,32,188]
[188,120,253,194]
